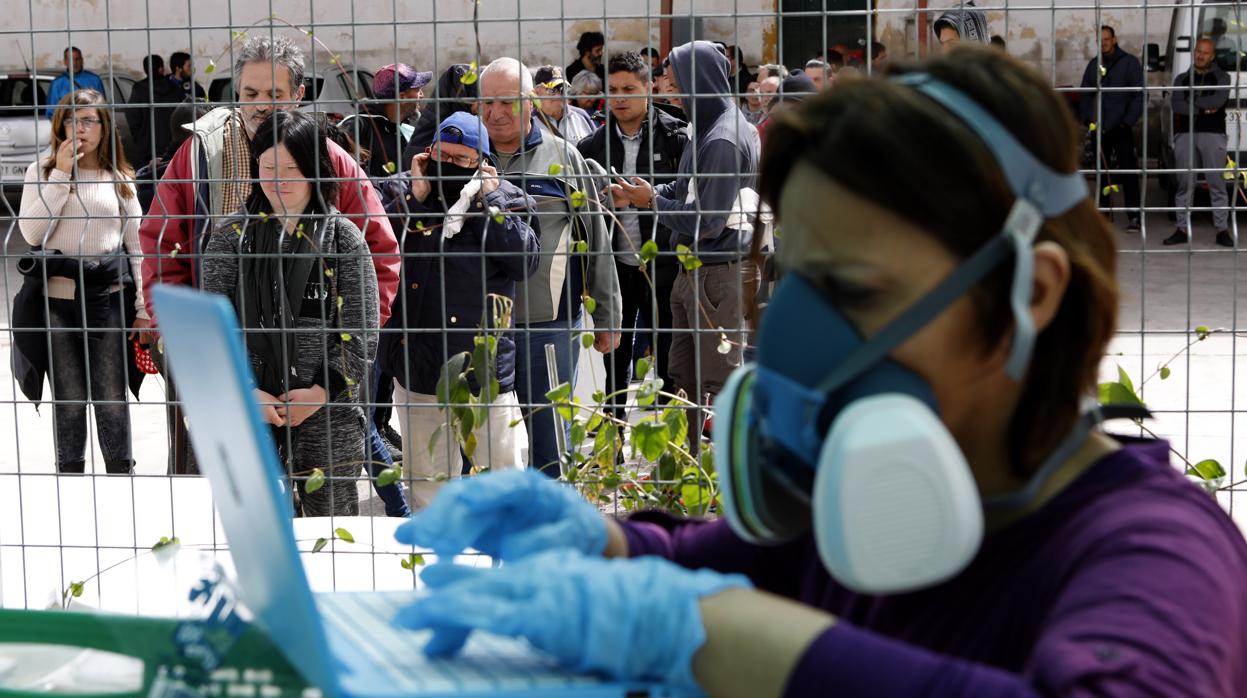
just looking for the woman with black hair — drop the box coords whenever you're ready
[201,110,378,516]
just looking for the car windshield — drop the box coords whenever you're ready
[1201,4,1247,71]
[0,77,47,110]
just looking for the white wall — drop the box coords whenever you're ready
[5,0,775,83]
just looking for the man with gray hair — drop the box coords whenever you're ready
[139,36,406,515]
[478,56,621,476]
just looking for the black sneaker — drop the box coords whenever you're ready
[1163,230,1190,246]
[1216,231,1235,248]
[380,424,403,461]
[1126,217,1141,234]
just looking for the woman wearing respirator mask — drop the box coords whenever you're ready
[384,48,1247,697]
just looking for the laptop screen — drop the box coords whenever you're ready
[152,285,338,693]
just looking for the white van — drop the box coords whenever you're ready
[1148,0,1246,204]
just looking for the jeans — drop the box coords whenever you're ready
[47,294,133,474]
[514,312,584,476]
[367,363,411,517]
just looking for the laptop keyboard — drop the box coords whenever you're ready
[317,591,605,694]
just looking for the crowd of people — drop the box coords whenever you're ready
[13,16,1238,507]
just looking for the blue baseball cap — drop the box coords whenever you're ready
[431,112,491,159]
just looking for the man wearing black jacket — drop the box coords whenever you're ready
[1168,37,1233,247]
[578,51,688,420]
[127,54,182,168]
[1080,25,1144,232]
[377,112,541,508]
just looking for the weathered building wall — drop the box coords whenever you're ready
[4,0,776,80]
[876,1,1177,87]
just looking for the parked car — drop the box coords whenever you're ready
[0,72,53,201]
[1,68,138,205]
[207,63,375,122]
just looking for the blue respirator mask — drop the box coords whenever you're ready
[713,73,1142,595]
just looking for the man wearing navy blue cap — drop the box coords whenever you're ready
[376,112,542,508]
[341,63,433,178]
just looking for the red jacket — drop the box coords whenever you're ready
[139,135,400,325]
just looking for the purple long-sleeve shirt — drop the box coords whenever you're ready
[619,439,1247,697]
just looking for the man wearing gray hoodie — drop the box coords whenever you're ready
[610,40,760,447]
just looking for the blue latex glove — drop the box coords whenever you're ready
[394,469,607,560]
[395,550,751,692]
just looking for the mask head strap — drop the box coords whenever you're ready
[816,74,1088,395]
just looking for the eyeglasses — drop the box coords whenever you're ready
[436,153,480,169]
[71,117,103,129]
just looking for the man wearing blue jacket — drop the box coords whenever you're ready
[45,47,106,119]
[377,112,541,508]
[1080,25,1144,233]
[610,40,761,450]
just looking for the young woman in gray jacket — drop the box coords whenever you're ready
[201,110,378,516]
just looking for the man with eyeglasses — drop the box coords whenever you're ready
[531,65,596,144]
[376,112,541,507]
[139,36,406,518]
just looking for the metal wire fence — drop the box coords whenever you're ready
[0,0,1243,610]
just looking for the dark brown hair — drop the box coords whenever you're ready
[757,45,1118,475]
[43,89,135,200]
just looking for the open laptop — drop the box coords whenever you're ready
[151,285,679,698]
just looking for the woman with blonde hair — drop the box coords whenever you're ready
[17,89,148,474]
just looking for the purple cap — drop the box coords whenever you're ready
[373,63,433,98]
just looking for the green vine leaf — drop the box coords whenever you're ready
[582,295,597,314]
[151,536,181,553]
[312,538,328,553]
[400,553,426,570]
[638,239,659,264]
[635,356,652,379]
[547,163,563,176]
[1098,381,1143,407]
[1159,366,1171,380]
[636,378,664,407]
[376,466,401,488]
[383,161,397,174]
[203,60,216,75]
[631,419,671,461]
[1190,459,1226,480]
[573,240,589,254]
[334,527,355,544]
[1115,365,1135,395]
[545,382,572,402]
[1195,325,1210,340]
[69,581,84,598]
[570,190,587,209]
[661,406,689,450]
[676,244,702,271]
[461,61,479,85]
[306,468,326,493]
[581,331,595,349]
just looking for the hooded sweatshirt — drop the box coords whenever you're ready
[653,41,760,260]
[933,2,990,43]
